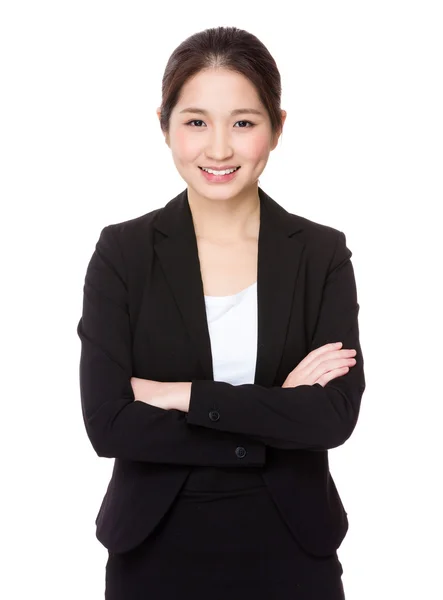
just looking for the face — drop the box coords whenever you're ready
[157,68,286,203]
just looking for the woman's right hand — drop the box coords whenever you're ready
[282,342,357,389]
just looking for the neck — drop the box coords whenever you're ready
[187,185,261,243]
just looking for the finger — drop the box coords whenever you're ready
[297,342,343,370]
[309,357,356,382]
[291,347,356,384]
[293,358,348,388]
[301,352,354,381]
[315,366,350,387]
[305,349,356,375]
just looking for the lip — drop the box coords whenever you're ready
[199,165,240,183]
[199,166,240,171]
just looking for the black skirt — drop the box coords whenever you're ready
[105,467,345,600]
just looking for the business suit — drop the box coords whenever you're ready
[77,186,365,573]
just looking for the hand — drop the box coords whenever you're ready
[282,342,357,389]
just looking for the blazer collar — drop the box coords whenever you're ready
[153,187,305,387]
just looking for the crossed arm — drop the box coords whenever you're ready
[131,337,358,413]
[77,225,365,465]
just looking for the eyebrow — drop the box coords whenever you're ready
[179,107,264,117]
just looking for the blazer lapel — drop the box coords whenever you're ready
[153,187,305,387]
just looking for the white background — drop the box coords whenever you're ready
[1,1,442,598]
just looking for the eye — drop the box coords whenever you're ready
[185,120,255,128]
[234,121,254,128]
[186,120,206,127]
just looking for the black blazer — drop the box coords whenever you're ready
[77,186,365,557]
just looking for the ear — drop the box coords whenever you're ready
[271,109,287,150]
[157,107,170,146]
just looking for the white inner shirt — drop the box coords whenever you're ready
[204,281,258,386]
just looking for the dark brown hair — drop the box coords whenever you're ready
[159,26,283,138]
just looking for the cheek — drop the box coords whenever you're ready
[241,133,271,161]
[172,128,200,157]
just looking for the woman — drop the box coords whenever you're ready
[77,26,365,599]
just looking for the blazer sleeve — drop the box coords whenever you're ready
[186,231,366,451]
[77,225,266,466]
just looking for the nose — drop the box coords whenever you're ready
[205,127,234,161]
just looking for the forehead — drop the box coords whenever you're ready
[175,68,263,110]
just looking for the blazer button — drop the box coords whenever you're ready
[209,410,220,422]
[235,446,247,459]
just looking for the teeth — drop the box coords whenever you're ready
[201,167,238,175]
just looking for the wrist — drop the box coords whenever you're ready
[168,381,192,412]
[131,378,191,411]
[148,381,191,411]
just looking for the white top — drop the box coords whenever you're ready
[204,281,258,385]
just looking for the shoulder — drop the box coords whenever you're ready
[262,189,344,251]
[98,188,186,246]
[91,207,164,281]
[272,197,348,261]
[292,212,342,243]
[96,205,166,267]
[264,193,352,274]
[296,215,351,271]
[102,206,163,239]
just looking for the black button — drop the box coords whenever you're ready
[235,446,247,458]
[209,410,220,422]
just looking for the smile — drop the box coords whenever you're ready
[199,166,240,175]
